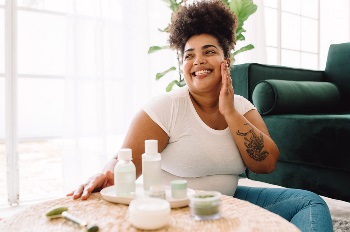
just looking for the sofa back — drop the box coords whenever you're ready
[325,42,350,111]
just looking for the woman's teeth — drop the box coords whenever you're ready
[195,70,211,76]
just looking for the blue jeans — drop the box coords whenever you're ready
[234,186,333,232]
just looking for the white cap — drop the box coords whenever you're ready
[118,148,132,161]
[145,140,158,155]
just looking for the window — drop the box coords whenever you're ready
[264,0,320,70]
[0,2,6,205]
[1,0,168,206]
[15,4,67,203]
[264,0,350,70]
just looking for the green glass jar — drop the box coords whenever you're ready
[189,191,221,220]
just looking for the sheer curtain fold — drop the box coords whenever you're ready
[62,0,158,191]
[63,15,109,191]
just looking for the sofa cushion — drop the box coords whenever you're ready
[252,80,340,115]
[253,113,350,202]
[231,63,324,102]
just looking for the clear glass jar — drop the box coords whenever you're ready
[189,191,222,220]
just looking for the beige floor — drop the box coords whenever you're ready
[0,139,64,217]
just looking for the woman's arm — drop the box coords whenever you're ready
[219,62,279,174]
[225,109,280,173]
[118,110,169,178]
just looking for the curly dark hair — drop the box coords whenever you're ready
[169,0,237,59]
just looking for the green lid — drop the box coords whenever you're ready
[171,180,187,190]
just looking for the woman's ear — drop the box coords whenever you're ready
[226,58,231,66]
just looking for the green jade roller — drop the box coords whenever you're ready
[46,206,99,232]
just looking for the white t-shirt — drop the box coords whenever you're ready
[142,86,256,196]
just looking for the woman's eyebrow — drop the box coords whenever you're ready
[202,44,218,50]
[184,48,194,53]
[184,44,218,53]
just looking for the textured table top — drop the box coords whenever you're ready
[0,193,300,232]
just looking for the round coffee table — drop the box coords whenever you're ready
[0,192,300,231]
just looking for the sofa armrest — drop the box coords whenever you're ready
[231,63,324,102]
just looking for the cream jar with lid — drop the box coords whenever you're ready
[170,180,187,199]
[128,197,170,230]
[189,191,222,220]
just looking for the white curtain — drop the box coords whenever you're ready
[62,0,172,191]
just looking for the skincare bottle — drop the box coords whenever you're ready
[114,148,136,197]
[142,140,162,191]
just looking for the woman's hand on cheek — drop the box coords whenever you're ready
[219,61,235,117]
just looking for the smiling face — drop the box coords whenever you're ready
[182,34,227,94]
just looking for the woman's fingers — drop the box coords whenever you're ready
[221,62,228,92]
[66,191,74,196]
[72,184,85,199]
[221,61,232,94]
[81,173,105,200]
[105,170,115,186]
[67,173,107,200]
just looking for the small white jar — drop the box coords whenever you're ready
[149,185,166,199]
[128,197,170,230]
[170,180,187,199]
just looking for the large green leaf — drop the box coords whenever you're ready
[230,0,257,41]
[230,0,257,22]
[158,26,169,33]
[232,44,254,56]
[165,79,186,92]
[163,0,183,12]
[148,45,170,54]
[156,66,176,80]
[222,0,230,5]
[166,80,179,92]
[229,0,242,16]
[236,32,246,41]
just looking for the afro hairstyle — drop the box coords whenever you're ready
[169,0,237,59]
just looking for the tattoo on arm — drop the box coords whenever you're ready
[236,123,269,161]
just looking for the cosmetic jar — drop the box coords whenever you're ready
[128,198,170,230]
[189,191,222,220]
[149,185,166,199]
[170,180,187,199]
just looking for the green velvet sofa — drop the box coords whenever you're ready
[231,42,350,202]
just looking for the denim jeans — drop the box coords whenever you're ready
[234,186,333,232]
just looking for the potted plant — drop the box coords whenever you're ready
[148,0,257,92]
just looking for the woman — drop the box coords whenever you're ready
[68,1,332,231]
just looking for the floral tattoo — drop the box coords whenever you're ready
[236,123,269,161]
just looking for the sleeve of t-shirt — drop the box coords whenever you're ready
[141,93,174,137]
[234,95,256,115]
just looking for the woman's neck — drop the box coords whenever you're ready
[189,90,220,114]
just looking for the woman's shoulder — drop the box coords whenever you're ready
[234,94,256,114]
[167,86,189,99]
[150,87,188,103]
[143,87,188,110]
[234,94,251,102]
